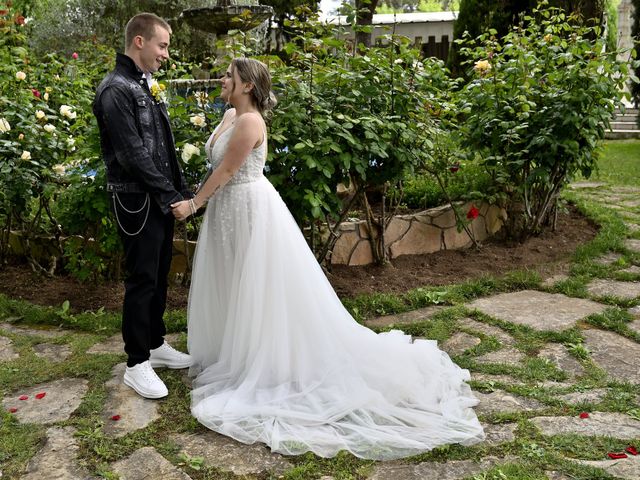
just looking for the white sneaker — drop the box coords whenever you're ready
[149,341,193,369]
[123,361,168,399]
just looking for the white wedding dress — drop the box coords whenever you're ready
[187,120,485,460]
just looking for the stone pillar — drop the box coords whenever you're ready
[617,0,635,105]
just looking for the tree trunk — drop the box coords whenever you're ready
[355,0,378,49]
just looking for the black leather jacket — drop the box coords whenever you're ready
[93,53,191,215]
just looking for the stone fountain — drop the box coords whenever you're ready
[171,0,274,98]
[181,0,273,34]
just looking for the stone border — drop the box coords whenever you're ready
[330,202,505,265]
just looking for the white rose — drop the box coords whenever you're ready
[15,71,26,81]
[190,114,206,127]
[35,110,46,120]
[0,118,10,133]
[181,143,200,163]
[52,164,66,175]
[43,92,49,101]
[59,105,77,120]
[43,124,56,133]
[20,150,31,160]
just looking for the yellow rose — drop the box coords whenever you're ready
[18,133,24,140]
[20,150,31,160]
[15,71,26,81]
[52,164,66,175]
[43,124,56,133]
[0,118,10,133]
[544,34,553,42]
[44,92,49,101]
[474,60,492,74]
[35,110,46,120]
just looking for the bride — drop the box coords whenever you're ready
[170,58,484,460]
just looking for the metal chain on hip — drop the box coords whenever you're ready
[112,192,150,236]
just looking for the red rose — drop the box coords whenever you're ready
[0,9,8,15]
[71,52,78,60]
[32,89,41,98]
[15,14,24,25]
[579,412,589,419]
[449,163,460,173]
[111,414,121,421]
[466,205,479,220]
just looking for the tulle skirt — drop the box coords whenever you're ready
[187,176,484,460]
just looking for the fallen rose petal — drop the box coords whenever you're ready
[8,407,18,413]
[466,205,479,220]
[35,392,46,400]
[111,414,121,421]
[579,412,590,419]
[607,452,628,459]
[626,445,638,455]
[19,395,28,400]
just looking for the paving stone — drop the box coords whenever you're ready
[583,329,640,384]
[0,322,66,338]
[625,223,640,233]
[537,344,584,379]
[20,426,96,480]
[481,423,517,445]
[440,332,481,356]
[621,199,640,208]
[629,319,640,335]
[541,274,569,287]
[87,332,183,355]
[586,279,640,300]
[103,363,161,438]
[33,343,72,362]
[172,432,291,476]
[594,252,624,265]
[621,265,640,275]
[557,388,609,404]
[545,471,572,480]
[537,381,574,389]
[112,447,192,480]
[569,182,607,189]
[470,373,524,386]
[467,290,606,332]
[570,454,640,479]
[629,305,640,318]
[368,456,514,480]
[457,317,515,345]
[0,335,18,361]
[625,239,640,253]
[531,412,640,438]
[364,305,445,328]
[2,378,88,424]
[474,347,525,367]
[474,390,544,415]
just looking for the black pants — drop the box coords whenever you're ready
[112,192,173,367]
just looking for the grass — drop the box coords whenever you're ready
[0,140,639,478]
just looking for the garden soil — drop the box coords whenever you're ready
[0,204,597,313]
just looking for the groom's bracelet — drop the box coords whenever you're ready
[188,198,197,216]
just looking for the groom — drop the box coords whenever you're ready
[93,13,193,399]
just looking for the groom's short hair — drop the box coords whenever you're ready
[125,13,172,49]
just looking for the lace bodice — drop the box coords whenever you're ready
[204,123,266,185]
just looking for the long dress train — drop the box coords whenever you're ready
[187,121,485,460]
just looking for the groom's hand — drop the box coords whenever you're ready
[171,200,191,221]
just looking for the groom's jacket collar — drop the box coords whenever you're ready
[115,53,147,82]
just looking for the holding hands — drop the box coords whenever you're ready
[171,198,199,221]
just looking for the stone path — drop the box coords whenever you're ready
[1,182,640,479]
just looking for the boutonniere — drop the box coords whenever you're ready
[150,80,167,104]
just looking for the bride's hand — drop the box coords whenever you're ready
[171,200,192,221]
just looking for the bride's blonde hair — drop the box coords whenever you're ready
[231,58,277,115]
